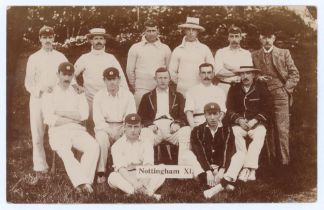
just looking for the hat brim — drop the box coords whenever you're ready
[233,68,261,73]
[178,24,205,31]
[86,33,113,40]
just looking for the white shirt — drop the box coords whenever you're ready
[93,87,136,131]
[74,48,128,103]
[169,37,214,96]
[214,46,253,82]
[206,124,219,138]
[111,129,154,171]
[42,85,89,130]
[263,46,274,53]
[185,83,226,126]
[25,48,68,98]
[126,36,171,90]
[155,88,172,120]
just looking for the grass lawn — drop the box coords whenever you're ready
[6,42,317,203]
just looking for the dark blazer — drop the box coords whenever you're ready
[191,122,235,171]
[138,88,187,127]
[252,46,300,94]
[226,81,272,126]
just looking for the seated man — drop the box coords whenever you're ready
[203,66,271,198]
[138,67,191,163]
[180,102,235,195]
[185,63,226,129]
[93,67,136,184]
[42,62,99,194]
[108,113,165,200]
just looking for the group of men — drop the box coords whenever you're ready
[24,16,299,199]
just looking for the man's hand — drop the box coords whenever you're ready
[247,119,258,130]
[132,181,145,192]
[148,124,159,134]
[206,170,216,187]
[257,75,272,82]
[72,84,85,94]
[40,86,53,95]
[224,63,239,71]
[238,118,249,131]
[170,122,181,134]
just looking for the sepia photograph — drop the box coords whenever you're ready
[6,4,317,204]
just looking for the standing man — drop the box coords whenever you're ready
[252,25,299,166]
[42,62,99,194]
[25,25,68,175]
[126,19,171,109]
[74,28,128,133]
[185,63,226,129]
[138,68,191,163]
[93,67,136,184]
[108,113,165,200]
[180,103,235,196]
[169,17,214,96]
[214,26,253,96]
[202,66,271,199]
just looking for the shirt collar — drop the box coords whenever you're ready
[180,36,200,48]
[263,46,274,54]
[206,123,219,132]
[227,45,242,51]
[91,46,105,55]
[156,87,169,94]
[141,35,161,46]
[106,88,120,97]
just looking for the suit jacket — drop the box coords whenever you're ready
[252,46,300,94]
[226,81,272,126]
[138,88,187,127]
[191,122,235,171]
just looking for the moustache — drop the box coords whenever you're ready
[96,43,103,46]
[64,80,70,83]
[242,79,249,82]
[204,78,211,81]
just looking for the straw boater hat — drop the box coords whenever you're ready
[233,66,261,73]
[178,17,205,32]
[86,28,111,39]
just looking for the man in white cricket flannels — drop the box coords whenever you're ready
[137,68,191,163]
[168,17,214,97]
[202,66,271,199]
[24,25,68,176]
[126,19,171,109]
[74,28,128,133]
[185,63,226,129]
[214,26,253,96]
[93,67,136,184]
[108,113,165,200]
[42,62,99,194]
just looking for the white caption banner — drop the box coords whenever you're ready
[136,165,194,179]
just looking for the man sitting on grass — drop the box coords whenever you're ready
[180,102,235,197]
[108,113,165,200]
[42,62,99,194]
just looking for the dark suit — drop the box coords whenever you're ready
[252,46,299,165]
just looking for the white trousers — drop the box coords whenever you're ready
[179,150,204,177]
[151,119,191,163]
[224,125,266,181]
[95,124,124,172]
[29,97,48,171]
[108,170,165,195]
[49,127,99,187]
